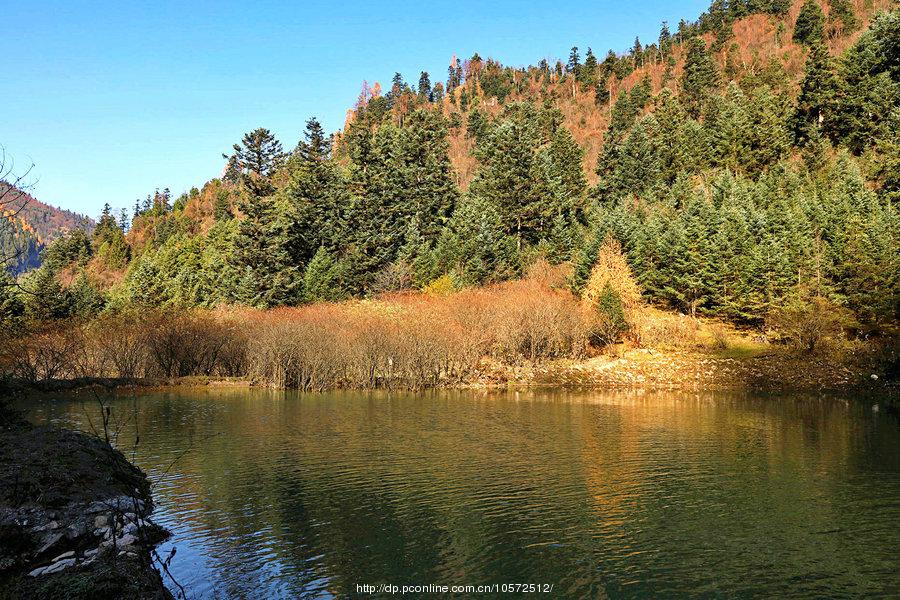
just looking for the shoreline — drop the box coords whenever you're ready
[10,347,896,397]
[0,418,174,599]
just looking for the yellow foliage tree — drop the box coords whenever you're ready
[581,237,642,312]
[581,237,643,346]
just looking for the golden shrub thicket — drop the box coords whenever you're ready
[0,275,589,390]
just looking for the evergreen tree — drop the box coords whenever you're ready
[294,117,331,163]
[567,47,581,77]
[581,48,598,86]
[610,115,662,198]
[793,42,841,146]
[469,110,553,248]
[303,247,350,303]
[659,22,672,57]
[69,271,105,317]
[467,107,490,143]
[0,272,24,330]
[681,37,720,117]
[596,90,638,181]
[793,0,825,46]
[832,12,900,153]
[826,0,859,36]
[225,128,284,195]
[435,195,520,284]
[417,71,432,101]
[232,194,302,307]
[23,268,72,321]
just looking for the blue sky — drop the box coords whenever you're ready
[2,0,708,218]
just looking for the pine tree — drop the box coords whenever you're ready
[302,247,349,303]
[417,71,432,101]
[793,42,841,146]
[610,115,662,198]
[70,271,105,317]
[567,47,581,77]
[654,89,707,183]
[434,195,520,285]
[793,0,826,46]
[225,128,284,195]
[581,48,598,86]
[826,0,859,36]
[659,22,672,57]
[467,107,490,143]
[631,37,644,67]
[229,129,283,177]
[0,272,24,330]
[596,90,638,181]
[294,117,331,163]
[705,82,752,172]
[232,194,302,307]
[681,37,720,117]
[24,268,72,320]
[548,126,587,210]
[832,12,900,153]
[469,111,553,248]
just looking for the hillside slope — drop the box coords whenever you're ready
[0,183,93,273]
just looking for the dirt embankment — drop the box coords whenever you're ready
[0,418,173,600]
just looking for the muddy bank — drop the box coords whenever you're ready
[0,418,173,600]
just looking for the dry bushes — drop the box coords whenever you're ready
[630,307,703,350]
[244,276,589,389]
[2,275,590,390]
[458,279,588,363]
[1,324,88,382]
[0,310,248,382]
[143,311,245,377]
[768,293,855,356]
[244,301,479,390]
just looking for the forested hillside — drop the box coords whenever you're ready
[4,0,898,338]
[0,184,93,274]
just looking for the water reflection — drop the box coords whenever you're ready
[22,389,900,599]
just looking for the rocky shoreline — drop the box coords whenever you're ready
[0,419,173,600]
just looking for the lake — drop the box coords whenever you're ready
[21,388,900,598]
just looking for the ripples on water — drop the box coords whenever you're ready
[22,389,900,599]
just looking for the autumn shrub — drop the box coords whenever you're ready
[89,311,151,378]
[768,292,854,355]
[244,299,481,390]
[144,310,245,377]
[3,323,87,381]
[450,278,588,363]
[631,307,702,349]
[245,306,350,390]
[707,324,730,351]
[243,276,586,389]
[3,273,591,389]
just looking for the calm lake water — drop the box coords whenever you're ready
[21,388,900,599]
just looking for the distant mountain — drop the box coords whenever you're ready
[0,182,93,274]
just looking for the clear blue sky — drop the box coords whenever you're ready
[3,0,708,218]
